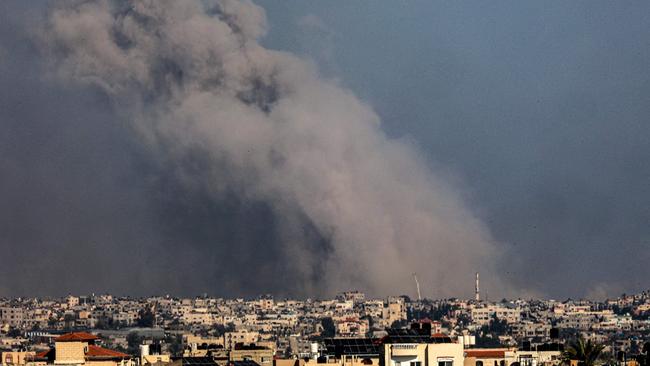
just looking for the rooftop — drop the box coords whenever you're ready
[86,345,130,360]
[464,349,508,358]
[55,332,99,342]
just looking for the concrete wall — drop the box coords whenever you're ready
[54,342,86,365]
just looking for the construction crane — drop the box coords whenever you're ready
[412,273,422,301]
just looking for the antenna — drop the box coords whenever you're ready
[412,273,422,301]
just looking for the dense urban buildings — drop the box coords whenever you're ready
[0,290,649,366]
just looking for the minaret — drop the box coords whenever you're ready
[475,272,480,301]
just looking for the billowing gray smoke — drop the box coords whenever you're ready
[40,0,502,297]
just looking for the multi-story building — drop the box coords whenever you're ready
[224,331,260,350]
[383,297,407,328]
[471,305,521,326]
[0,307,24,328]
[336,318,369,337]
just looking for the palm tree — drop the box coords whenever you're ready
[562,337,605,366]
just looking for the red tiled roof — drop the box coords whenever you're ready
[465,349,507,358]
[85,345,130,359]
[33,344,129,361]
[431,333,448,338]
[56,332,99,342]
[35,349,54,360]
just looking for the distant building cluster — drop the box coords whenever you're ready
[0,290,649,366]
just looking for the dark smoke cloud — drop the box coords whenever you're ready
[0,0,506,298]
[259,1,650,300]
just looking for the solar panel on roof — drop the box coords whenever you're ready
[181,357,219,366]
[230,361,260,366]
[323,338,381,356]
[382,328,451,344]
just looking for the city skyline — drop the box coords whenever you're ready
[0,287,648,361]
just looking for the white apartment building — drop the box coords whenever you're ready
[471,305,521,325]
[383,341,464,366]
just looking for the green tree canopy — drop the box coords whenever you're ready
[321,317,335,338]
[562,337,604,366]
[137,308,155,328]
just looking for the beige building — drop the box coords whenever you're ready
[35,332,131,366]
[66,296,80,308]
[259,298,274,311]
[382,298,407,328]
[471,306,521,326]
[0,307,24,328]
[382,341,464,366]
[183,335,225,357]
[139,344,170,366]
[230,346,273,366]
[224,331,259,350]
[2,351,36,366]
[336,318,369,337]
[464,348,562,366]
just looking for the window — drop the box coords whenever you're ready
[476,362,484,366]
[411,362,422,366]
[439,360,453,366]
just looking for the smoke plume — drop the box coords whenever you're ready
[39,0,502,297]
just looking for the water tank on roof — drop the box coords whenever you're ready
[140,344,150,357]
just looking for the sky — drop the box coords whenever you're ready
[0,1,649,300]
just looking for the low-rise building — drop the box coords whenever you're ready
[34,332,131,366]
[381,336,464,366]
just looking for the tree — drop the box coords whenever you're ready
[321,317,335,338]
[487,314,508,335]
[137,308,155,328]
[212,323,227,337]
[63,314,76,331]
[7,327,22,338]
[126,332,144,356]
[639,343,650,366]
[165,334,183,357]
[284,345,293,358]
[562,337,604,366]
[475,333,501,348]
[95,317,109,330]
[47,317,59,329]
[225,322,236,332]
[361,315,374,332]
